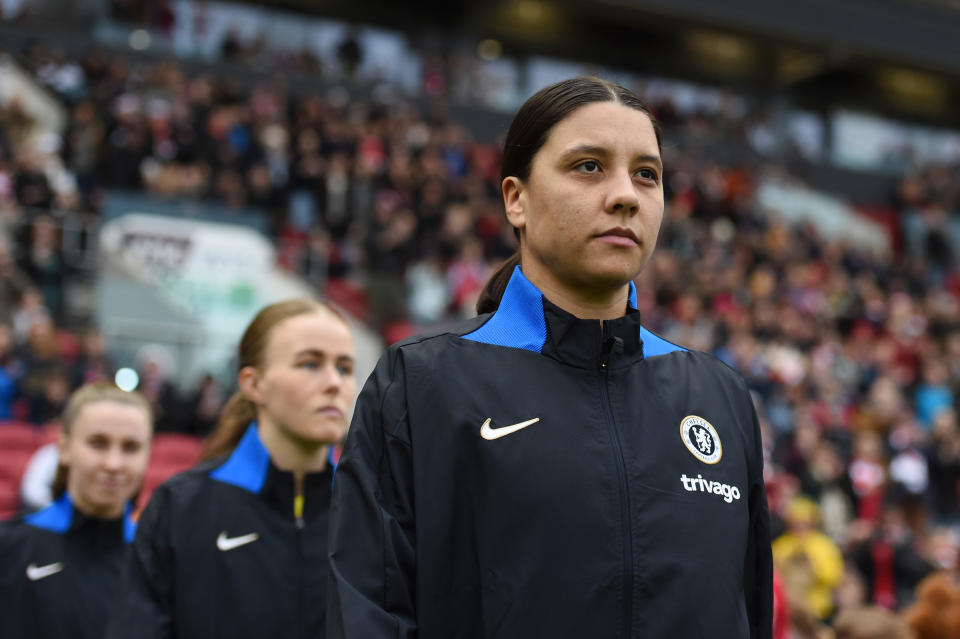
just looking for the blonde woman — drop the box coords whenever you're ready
[0,382,153,639]
[107,299,356,639]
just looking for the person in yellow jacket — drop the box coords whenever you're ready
[773,496,844,620]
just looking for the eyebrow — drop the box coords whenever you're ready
[560,144,663,171]
[294,349,354,362]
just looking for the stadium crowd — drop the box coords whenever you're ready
[3,22,960,638]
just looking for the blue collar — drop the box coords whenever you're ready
[210,422,340,493]
[25,493,137,543]
[462,266,683,359]
[209,422,271,493]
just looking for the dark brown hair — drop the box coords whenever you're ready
[199,298,345,461]
[53,382,153,498]
[476,76,662,314]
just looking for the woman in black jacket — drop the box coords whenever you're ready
[328,77,773,638]
[0,382,153,639]
[106,298,356,639]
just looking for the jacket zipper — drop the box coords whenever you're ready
[600,335,633,639]
[295,495,305,639]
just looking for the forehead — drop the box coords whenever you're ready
[72,401,152,439]
[539,101,659,159]
[264,312,354,359]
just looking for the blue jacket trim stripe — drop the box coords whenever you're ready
[123,503,137,543]
[25,493,73,534]
[209,422,270,493]
[640,327,687,358]
[462,266,547,353]
[627,280,637,309]
[329,445,338,486]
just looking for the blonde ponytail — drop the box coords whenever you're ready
[199,391,258,461]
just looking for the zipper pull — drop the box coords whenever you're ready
[294,494,305,529]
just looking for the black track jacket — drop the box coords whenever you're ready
[105,423,334,639]
[329,266,773,638]
[0,493,137,639]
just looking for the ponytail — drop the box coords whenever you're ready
[51,464,67,500]
[476,251,520,315]
[200,391,257,461]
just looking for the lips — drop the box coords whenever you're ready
[595,226,640,245]
[316,406,344,418]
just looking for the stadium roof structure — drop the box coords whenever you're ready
[244,0,960,128]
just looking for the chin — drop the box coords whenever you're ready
[295,422,345,446]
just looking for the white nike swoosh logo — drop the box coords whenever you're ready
[480,417,540,440]
[26,562,64,581]
[216,531,259,551]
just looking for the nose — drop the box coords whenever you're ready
[103,446,124,472]
[606,169,640,216]
[322,363,344,394]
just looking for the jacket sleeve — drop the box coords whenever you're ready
[744,403,774,639]
[328,347,417,638]
[104,486,175,639]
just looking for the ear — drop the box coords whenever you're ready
[502,176,527,231]
[237,366,265,406]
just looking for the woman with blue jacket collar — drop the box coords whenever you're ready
[0,382,153,639]
[106,298,356,639]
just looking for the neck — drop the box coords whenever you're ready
[519,259,630,321]
[256,417,329,481]
[67,488,124,520]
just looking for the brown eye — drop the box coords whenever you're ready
[635,168,659,183]
[122,441,142,454]
[575,160,600,173]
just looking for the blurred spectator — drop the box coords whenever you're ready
[848,499,935,609]
[832,606,910,639]
[773,496,845,621]
[336,26,364,81]
[925,409,960,523]
[14,315,62,423]
[915,358,954,429]
[0,322,16,419]
[902,572,960,639]
[183,373,224,437]
[136,346,180,433]
[16,214,66,320]
[28,369,70,425]
[71,328,115,388]
[0,234,31,324]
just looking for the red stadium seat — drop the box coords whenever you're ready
[136,434,204,512]
[36,424,61,446]
[0,421,40,450]
[149,433,203,466]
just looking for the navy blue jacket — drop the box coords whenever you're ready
[105,423,334,639]
[329,266,773,638]
[0,493,136,639]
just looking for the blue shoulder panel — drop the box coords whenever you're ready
[462,266,547,353]
[25,493,74,534]
[640,327,687,358]
[209,422,270,494]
